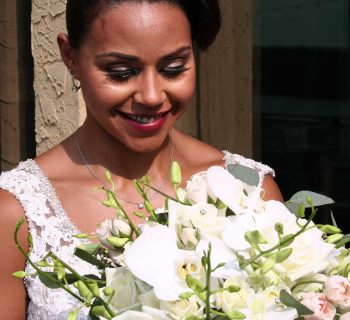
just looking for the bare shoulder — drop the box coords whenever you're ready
[35,136,76,181]
[0,190,28,318]
[174,130,225,172]
[262,174,284,202]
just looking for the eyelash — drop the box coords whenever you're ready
[106,64,189,83]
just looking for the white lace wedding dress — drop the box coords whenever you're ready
[0,151,274,320]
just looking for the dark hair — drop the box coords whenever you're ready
[66,0,221,50]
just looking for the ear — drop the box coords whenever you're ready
[57,33,80,78]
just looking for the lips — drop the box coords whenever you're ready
[115,109,173,132]
[124,112,166,125]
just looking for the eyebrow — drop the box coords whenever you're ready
[95,46,192,62]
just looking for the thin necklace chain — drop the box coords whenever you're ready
[74,129,174,209]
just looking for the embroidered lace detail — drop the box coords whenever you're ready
[0,152,274,319]
[0,160,98,320]
[223,151,275,187]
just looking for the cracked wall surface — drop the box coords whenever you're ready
[32,0,85,154]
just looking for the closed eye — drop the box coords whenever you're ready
[159,65,190,79]
[106,68,139,83]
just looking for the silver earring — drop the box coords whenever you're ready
[69,68,81,93]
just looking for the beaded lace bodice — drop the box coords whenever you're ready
[0,152,274,320]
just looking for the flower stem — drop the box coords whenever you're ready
[241,207,317,269]
[14,219,85,303]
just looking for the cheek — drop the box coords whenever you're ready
[81,78,132,110]
[170,73,196,105]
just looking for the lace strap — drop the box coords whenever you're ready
[222,151,275,187]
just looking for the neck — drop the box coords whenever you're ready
[74,121,174,182]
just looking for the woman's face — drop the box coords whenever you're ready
[70,2,195,152]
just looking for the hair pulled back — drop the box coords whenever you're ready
[66,0,221,50]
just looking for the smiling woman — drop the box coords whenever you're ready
[0,0,282,319]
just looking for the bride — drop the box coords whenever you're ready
[0,0,283,318]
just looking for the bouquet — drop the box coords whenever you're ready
[14,162,350,320]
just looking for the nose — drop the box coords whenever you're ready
[133,70,165,107]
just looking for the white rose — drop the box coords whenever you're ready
[178,226,198,249]
[186,171,216,204]
[111,218,132,237]
[112,306,167,320]
[160,296,205,320]
[96,219,114,249]
[169,200,228,238]
[223,200,336,282]
[214,274,254,313]
[247,286,298,320]
[261,202,336,282]
[105,267,141,311]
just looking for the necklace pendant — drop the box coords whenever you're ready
[138,203,144,209]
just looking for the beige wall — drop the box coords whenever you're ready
[32,0,86,155]
[30,0,253,157]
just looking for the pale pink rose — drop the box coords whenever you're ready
[340,312,350,320]
[301,292,336,320]
[324,275,350,310]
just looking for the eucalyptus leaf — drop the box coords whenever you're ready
[286,191,334,214]
[227,164,260,187]
[279,289,313,315]
[74,247,105,268]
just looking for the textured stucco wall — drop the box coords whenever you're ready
[32,0,85,155]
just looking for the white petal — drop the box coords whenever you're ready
[222,213,255,251]
[207,166,245,214]
[197,237,241,279]
[125,225,178,287]
[112,310,154,320]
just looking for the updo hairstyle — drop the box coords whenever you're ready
[66,0,221,50]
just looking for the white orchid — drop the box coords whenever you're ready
[207,166,264,215]
[124,224,239,301]
[124,224,203,301]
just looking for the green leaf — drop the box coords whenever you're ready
[226,310,247,319]
[319,224,342,235]
[170,161,182,185]
[274,223,284,235]
[327,233,344,244]
[226,285,241,293]
[335,234,350,248]
[179,292,195,299]
[38,272,62,289]
[77,243,102,255]
[12,271,27,279]
[261,255,276,274]
[286,191,334,214]
[227,164,260,187]
[279,289,313,316]
[74,247,105,268]
[38,272,82,288]
[186,274,205,292]
[107,236,130,248]
[276,248,293,263]
[280,234,295,247]
[185,315,202,320]
[66,308,79,320]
